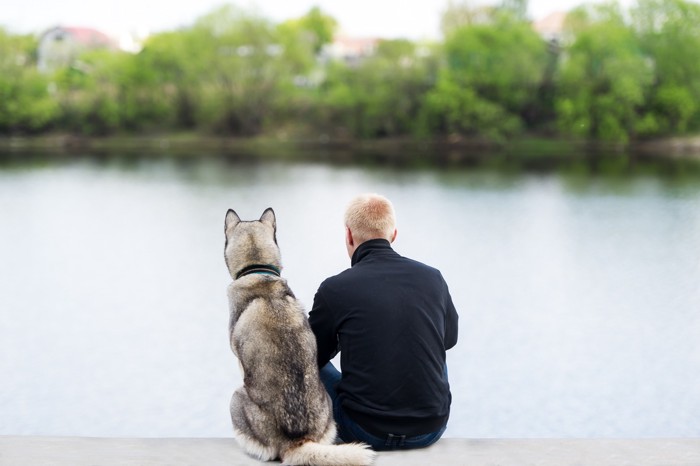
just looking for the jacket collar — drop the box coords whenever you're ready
[351,238,395,266]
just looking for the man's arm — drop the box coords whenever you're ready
[308,286,340,368]
[443,280,459,350]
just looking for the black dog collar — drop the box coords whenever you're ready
[235,264,281,280]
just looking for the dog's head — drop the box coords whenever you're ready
[224,208,282,280]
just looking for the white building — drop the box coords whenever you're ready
[37,26,116,73]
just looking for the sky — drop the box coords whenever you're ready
[0,0,612,40]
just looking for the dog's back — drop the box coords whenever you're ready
[224,208,375,465]
[229,277,330,440]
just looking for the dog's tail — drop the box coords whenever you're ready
[282,440,376,466]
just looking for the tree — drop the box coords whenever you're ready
[501,0,528,21]
[313,39,438,138]
[421,69,522,140]
[632,0,700,135]
[279,6,337,55]
[424,11,548,140]
[0,28,58,133]
[191,5,306,135]
[440,0,499,36]
[555,4,653,143]
[52,51,120,135]
[137,28,212,129]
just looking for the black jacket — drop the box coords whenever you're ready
[309,239,459,436]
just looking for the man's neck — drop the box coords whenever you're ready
[350,238,393,266]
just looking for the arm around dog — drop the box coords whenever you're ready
[309,283,340,368]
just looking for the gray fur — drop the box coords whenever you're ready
[224,208,375,465]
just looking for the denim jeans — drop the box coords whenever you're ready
[319,362,447,451]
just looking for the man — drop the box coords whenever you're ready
[308,193,459,451]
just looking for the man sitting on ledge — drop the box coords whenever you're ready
[309,193,459,450]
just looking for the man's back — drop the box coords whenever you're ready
[309,239,459,437]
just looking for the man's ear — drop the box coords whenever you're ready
[390,228,398,243]
[346,226,355,247]
[260,208,276,231]
[225,209,241,235]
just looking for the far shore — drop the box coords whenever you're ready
[1,132,700,161]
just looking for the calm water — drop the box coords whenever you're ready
[1,153,699,438]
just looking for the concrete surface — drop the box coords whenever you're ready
[1,437,699,465]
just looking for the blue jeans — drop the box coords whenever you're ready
[319,362,447,451]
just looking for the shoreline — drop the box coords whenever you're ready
[1,133,700,158]
[1,437,698,466]
[2,134,700,177]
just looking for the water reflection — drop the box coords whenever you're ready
[3,145,700,179]
[0,150,699,438]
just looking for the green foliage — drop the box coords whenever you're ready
[53,48,176,134]
[315,40,437,138]
[279,6,337,55]
[193,6,311,134]
[421,70,522,140]
[633,0,700,87]
[445,13,548,113]
[654,85,696,133]
[440,1,499,36]
[0,71,59,133]
[632,0,700,135]
[422,11,548,139]
[0,28,58,133]
[1,0,700,142]
[501,0,529,21]
[555,4,654,142]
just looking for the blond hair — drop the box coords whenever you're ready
[344,193,396,243]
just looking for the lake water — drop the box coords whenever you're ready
[1,152,699,438]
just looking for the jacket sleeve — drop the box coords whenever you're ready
[308,285,339,368]
[443,279,459,350]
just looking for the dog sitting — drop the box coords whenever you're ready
[224,208,375,465]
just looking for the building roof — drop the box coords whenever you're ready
[328,34,379,57]
[42,26,117,49]
[532,11,568,38]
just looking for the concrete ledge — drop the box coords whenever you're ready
[1,437,699,466]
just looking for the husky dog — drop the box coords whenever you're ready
[224,208,375,466]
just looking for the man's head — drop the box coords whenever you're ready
[344,193,398,258]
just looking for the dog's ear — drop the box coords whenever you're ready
[225,209,241,235]
[260,208,276,231]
